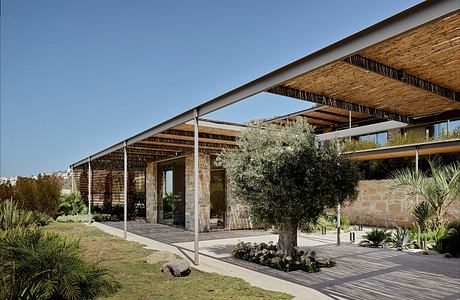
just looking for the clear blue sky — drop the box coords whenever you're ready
[1,0,421,176]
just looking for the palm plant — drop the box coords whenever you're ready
[0,226,119,299]
[389,160,460,227]
[362,228,391,247]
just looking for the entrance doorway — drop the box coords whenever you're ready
[158,158,185,227]
[210,156,226,230]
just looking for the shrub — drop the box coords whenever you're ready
[426,225,449,252]
[299,212,350,233]
[232,241,335,272]
[437,220,460,256]
[385,132,429,147]
[361,228,391,247]
[389,227,411,250]
[0,226,119,299]
[56,214,90,223]
[12,175,62,216]
[59,192,87,216]
[0,181,14,200]
[341,139,379,152]
[0,199,51,230]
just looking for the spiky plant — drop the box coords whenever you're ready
[390,227,411,250]
[412,201,435,232]
[362,228,391,247]
[389,160,460,227]
[0,226,119,299]
[0,199,51,230]
[0,198,33,230]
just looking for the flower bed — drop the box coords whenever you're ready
[232,241,335,272]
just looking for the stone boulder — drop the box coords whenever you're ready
[144,251,177,264]
[161,259,191,277]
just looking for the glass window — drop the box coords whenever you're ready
[450,119,460,133]
[358,131,387,146]
[434,121,448,137]
[376,132,388,146]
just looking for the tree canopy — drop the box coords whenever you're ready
[217,119,360,254]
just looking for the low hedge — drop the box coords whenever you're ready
[233,241,335,272]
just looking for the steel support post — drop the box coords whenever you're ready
[124,141,128,239]
[194,109,200,265]
[71,165,75,193]
[88,159,92,224]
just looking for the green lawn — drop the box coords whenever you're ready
[46,223,292,300]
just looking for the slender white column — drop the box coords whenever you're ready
[124,141,128,239]
[415,147,419,204]
[88,159,92,224]
[349,111,352,129]
[194,109,200,265]
[337,203,341,246]
[71,165,75,193]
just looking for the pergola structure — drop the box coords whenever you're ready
[71,0,460,265]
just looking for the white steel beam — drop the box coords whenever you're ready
[124,141,128,239]
[194,109,200,265]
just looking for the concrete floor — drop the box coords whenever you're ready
[104,221,460,300]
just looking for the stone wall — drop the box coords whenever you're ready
[143,154,252,232]
[342,179,460,228]
[145,162,157,223]
[225,176,252,230]
[185,153,211,232]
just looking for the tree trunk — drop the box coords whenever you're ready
[277,217,297,257]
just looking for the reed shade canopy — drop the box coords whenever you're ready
[267,12,460,124]
[264,105,382,133]
[73,119,242,172]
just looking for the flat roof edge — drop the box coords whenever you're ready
[343,138,460,159]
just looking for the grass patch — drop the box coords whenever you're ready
[46,222,292,299]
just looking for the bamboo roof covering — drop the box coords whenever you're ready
[343,139,460,161]
[268,12,460,119]
[265,105,382,132]
[75,119,242,171]
[71,0,460,171]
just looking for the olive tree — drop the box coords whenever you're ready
[217,119,360,255]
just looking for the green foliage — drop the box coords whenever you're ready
[0,226,120,299]
[341,139,379,152]
[299,212,350,233]
[361,228,391,247]
[56,213,90,223]
[163,192,173,219]
[412,201,435,232]
[59,192,87,216]
[437,220,460,256]
[92,191,146,221]
[232,241,334,272]
[1,175,62,216]
[217,119,360,254]
[386,132,430,147]
[0,199,51,230]
[390,160,460,226]
[426,225,449,252]
[389,227,411,250]
[0,181,14,200]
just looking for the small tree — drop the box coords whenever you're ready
[217,119,360,255]
[390,160,460,227]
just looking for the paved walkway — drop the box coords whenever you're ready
[101,221,460,300]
